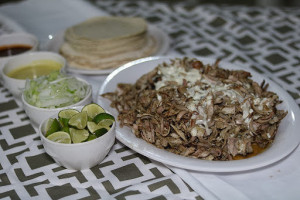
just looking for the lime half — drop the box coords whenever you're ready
[70,128,89,143]
[82,103,105,120]
[46,131,71,144]
[68,111,88,129]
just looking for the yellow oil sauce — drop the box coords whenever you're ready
[233,143,268,160]
[7,60,62,79]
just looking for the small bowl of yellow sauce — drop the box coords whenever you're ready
[1,51,66,99]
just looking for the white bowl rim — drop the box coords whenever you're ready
[0,32,39,57]
[2,51,66,77]
[21,77,92,111]
[4,51,66,66]
[9,51,65,58]
[0,32,38,39]
[0,32,39,45]
[38,105,116,147]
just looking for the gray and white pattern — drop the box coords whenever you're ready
[1,0,299,199]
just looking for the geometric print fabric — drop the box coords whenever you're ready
[1,0,300,199]
[0,89,200,199]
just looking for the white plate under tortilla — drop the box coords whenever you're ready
[97,56,300,172]
[45,25,170,75]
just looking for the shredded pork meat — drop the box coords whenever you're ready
[102,58,287,161]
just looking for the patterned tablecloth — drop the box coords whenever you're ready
[0,0,300,199]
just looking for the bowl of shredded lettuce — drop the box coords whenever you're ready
[22,71,92,126]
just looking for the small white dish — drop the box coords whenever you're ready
[0,32,39,66]
[39,106,116,170]
[45,24,170,75]
[98,56,300,172]
[22,77,92,126]
[1,51,66,99]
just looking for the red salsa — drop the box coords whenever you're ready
[0,44,32,57]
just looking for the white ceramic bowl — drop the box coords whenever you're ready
[39,106,116,170]
[1,51,66,99]
[0,32,38,58]
[22,77,92,126]
[0,32,39,69]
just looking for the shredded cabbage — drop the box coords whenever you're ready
[24,71,89,108]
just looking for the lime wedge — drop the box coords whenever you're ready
[45,118,61,137]
[82,103,105,120]
[68,111,88,129]
[46,131,71,144]
[87,121,103,133]
[58,109,79,119]
[86,134,97,141]
[98,119,114,128]
[93,113,115,124]
[94,128,108,138]
[45,118,54,131]
[58,109,80,126]
[70,128,89,143]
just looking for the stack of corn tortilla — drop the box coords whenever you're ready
[60,16,158,70]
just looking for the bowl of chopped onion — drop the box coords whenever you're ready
[22,71,92,126]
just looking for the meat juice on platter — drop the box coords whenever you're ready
[102,58,287,161]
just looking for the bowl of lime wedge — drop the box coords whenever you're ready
[38,103,116,170]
